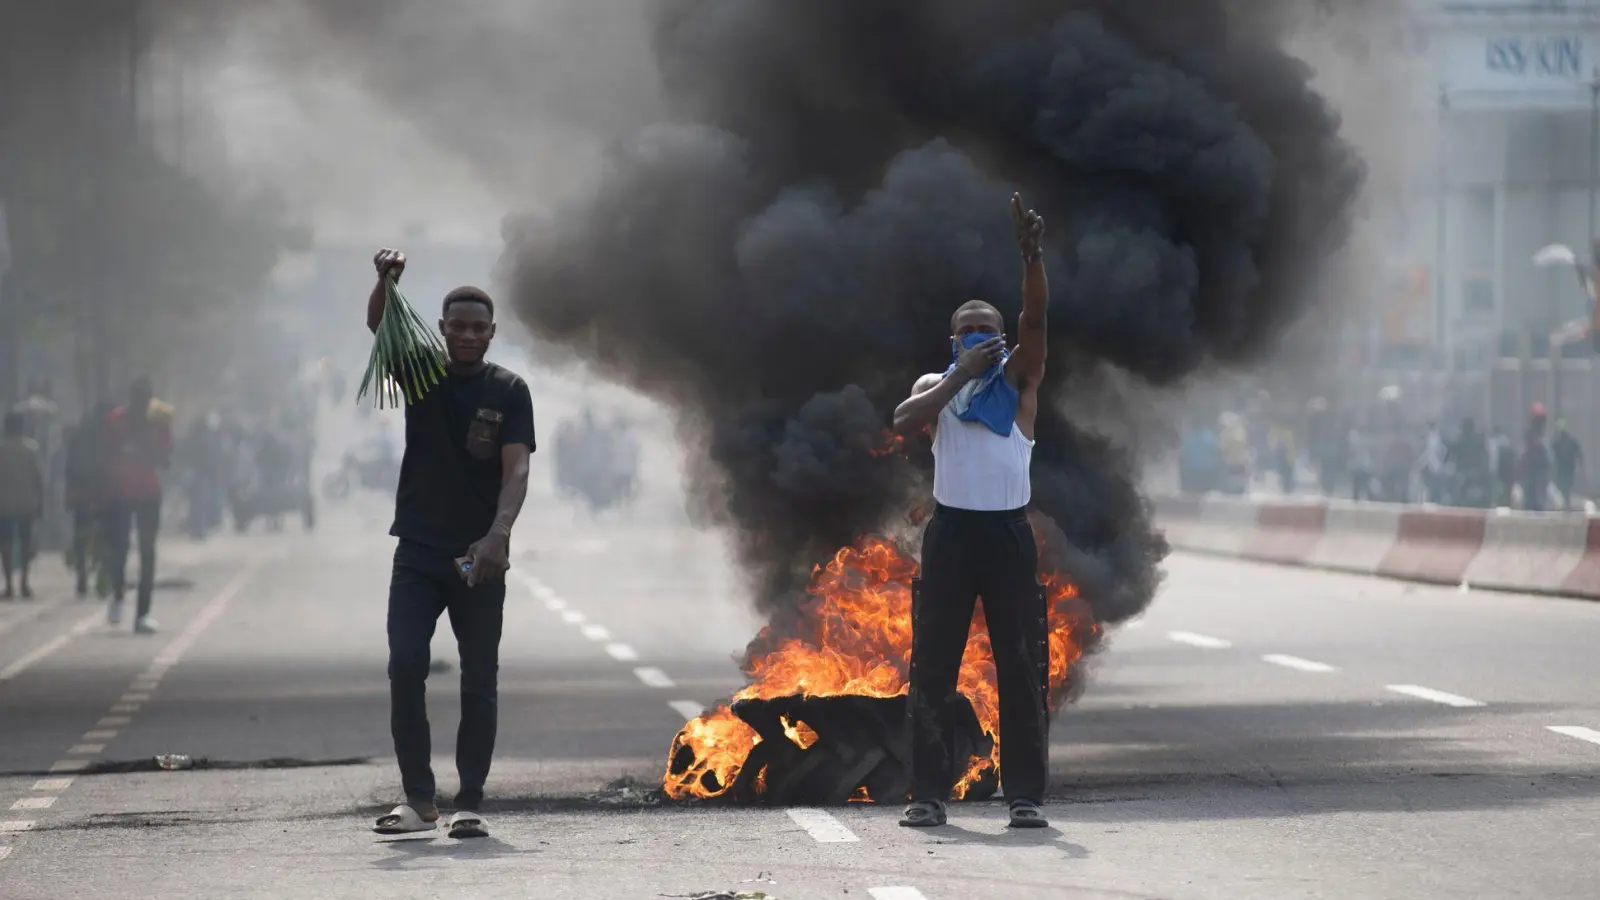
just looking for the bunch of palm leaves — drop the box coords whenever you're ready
[357,278,448,409]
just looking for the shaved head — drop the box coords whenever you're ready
[950,299,1003,334]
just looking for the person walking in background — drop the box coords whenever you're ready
[1348,424,1375,502]
[1218,412,1252,495]
[1552,418,1585,511]
[1267,419,1297,494]
[1491,426,1516,508]
[103,377,174,633]
[0,412,44,599]
[63,404,111,597]
[1519,404,1553,512]
[1448,418,1491,509]
[1419,422,1448,504]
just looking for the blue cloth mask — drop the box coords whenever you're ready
[943,332,1018,437]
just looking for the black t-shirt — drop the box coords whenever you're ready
[391,362,536,554]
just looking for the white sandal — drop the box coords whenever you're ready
[373,804,438,834]
[446,810,488,839]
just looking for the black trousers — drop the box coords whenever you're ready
[105,499,161,618]
[908,504,1049,805]
[0,518,33,585]
[387,539,505,811]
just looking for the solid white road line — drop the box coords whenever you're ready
[634,667,675,689]
[1262,654,1336,673]
[869,889,930,900]
[669,701,706,721]
[0,613,102,684]
[605,643,639,662]
[560,610,585,625]
[1167,631,1232,649]
[1385,684,1486,708]
[158,566,257,663]
[31,779,72,792]
[786,808,859,843]
[580,624,611,641]
[9,798,54,811]
[1548,726,1600,745]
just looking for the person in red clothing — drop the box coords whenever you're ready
[103,377,173,633]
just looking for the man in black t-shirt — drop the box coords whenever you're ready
[365,248,535,841]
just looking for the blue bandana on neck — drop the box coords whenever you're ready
[943,332,1019,437]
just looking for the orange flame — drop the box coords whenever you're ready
[664,529,1090,802]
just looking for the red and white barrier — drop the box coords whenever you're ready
[1153,494,1600,599]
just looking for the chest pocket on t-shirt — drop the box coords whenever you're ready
[465,408,503,461]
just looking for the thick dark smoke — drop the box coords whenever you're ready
[502,0,1364,640]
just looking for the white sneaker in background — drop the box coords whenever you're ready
[107,598,125,626]
[134,616,159,635]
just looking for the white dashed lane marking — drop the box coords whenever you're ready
[82,730,118,741]
[579,624,611,641]
[869,889,930,900]
[786,808,859,843]
[97,716,130,728]
[1167,631,1232,649]
[1549,726,1600,745]
[1385,685,1486,708]
[68,744,104,755]
[31,779,72,792]
[559,610,585,625]
[0,613,101,684]
[48,761,88,774]
[0,822,34,833]
[543,597,566,611]
[9,798,54,811]
[0,847,10,861]
[670,701,706,720]
[1262,654,1336,673]
[605,643,639,662]
[634,667,675,689]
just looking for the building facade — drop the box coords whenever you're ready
[1425,0,1600,357]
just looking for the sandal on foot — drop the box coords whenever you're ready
[446,811,488,839]
[1007,799,1048,829]
[373,803,439,834]
[898,800,948,828]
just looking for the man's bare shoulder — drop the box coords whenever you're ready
[912,372,944,395]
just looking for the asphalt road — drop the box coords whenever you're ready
[2,476,1600,899]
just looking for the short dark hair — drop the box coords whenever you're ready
[950,299,1002,330]
[442,286,495,319]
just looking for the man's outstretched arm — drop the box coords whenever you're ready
[367,248,406,333]
[1005,193,1048,388]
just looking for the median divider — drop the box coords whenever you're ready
[1152,493,1600,600]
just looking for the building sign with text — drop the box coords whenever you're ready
[1440,30,1599,107]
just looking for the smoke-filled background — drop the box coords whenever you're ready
[500,0,1366,640]
[0,0,1404,639]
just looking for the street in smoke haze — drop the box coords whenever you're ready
[1,395,1599,898]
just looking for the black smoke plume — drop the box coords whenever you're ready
[502,1,1364,646]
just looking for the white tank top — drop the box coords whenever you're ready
[930,382,1034,511]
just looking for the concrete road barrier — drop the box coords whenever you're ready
[1153,493,1600,599]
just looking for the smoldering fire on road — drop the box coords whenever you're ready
[503,0,1364,804]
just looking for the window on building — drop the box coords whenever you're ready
[1460,187,1497,271]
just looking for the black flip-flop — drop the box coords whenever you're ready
[1007,799,1048,829]
[898,800,948,828]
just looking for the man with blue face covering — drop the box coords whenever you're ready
[892,193,1050,829]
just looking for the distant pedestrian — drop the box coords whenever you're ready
[365,249,535,841]
[0,412,43,599]
[103,377,173,633]
[1552,419,1585,511]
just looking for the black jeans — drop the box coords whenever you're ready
[908,504,1049,805]
[387,539,505,811]
[0,518,33,588]
[105,499,161,618]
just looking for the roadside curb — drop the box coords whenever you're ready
[1153,493,1600,600]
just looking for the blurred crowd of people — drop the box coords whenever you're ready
[552,409,640,515]
[0,367,328,620]
[1179,389,1587,512]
